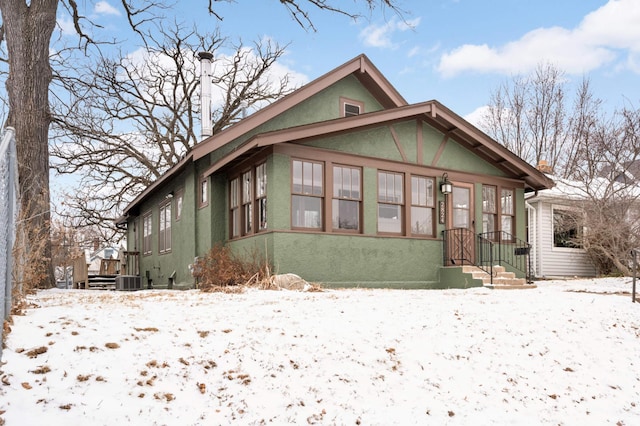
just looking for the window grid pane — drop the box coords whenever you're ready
[143,213,152,255]
[256,163,267,231]
[501,189,513,215]
[292,160,324,229]
[378,172,403,204]
[332,166,361,231]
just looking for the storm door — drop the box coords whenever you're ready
[445,183,475,265]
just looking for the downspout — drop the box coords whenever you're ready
[525,201,538,279]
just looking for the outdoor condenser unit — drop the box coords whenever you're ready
[115,275,142,291]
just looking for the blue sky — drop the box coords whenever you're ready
[71,0,640,124]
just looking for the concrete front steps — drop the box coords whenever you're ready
[462,265,537,290]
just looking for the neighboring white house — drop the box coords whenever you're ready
[526,177,597,279]
[86,246,120,275]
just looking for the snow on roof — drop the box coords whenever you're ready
[527,174,640,202]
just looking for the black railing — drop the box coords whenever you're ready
[479,231,532,283]
[442,228,495,285]
[442,229,532,285]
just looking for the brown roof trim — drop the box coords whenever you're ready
[202,102,436,177]
[122,152,193,216]
[192,54,406,161]
[428,101,554,191]
[203,100,553,192]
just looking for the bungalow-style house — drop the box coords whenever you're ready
[117,54,553,289]
[525,176,597,278]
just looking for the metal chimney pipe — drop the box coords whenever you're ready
[197,52,213,139]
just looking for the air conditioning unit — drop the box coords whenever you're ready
[115,275,142,291]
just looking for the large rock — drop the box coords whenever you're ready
[270,273,309,290]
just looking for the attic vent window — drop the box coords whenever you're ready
[344,103,360,117]
[340,97,364,118]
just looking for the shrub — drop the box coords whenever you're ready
[193,244,273,292]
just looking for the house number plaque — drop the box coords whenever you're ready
[439,201,446,224]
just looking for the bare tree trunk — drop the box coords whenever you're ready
[0,0,57,288]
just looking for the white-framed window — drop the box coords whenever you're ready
[553,207,583,249]
[340,97,364,117]
[332,165,361,231]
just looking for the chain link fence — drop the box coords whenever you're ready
[0,127,18,358]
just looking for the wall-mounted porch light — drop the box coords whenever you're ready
[440,172,453,195]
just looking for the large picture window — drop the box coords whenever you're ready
[378,171,403,233]
[411,175,434,236]
[159,201,172,254]
[142,212,152,256]
[332,165,361,231]
[292,160,324,229]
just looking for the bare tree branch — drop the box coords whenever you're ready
[50,24,294,236]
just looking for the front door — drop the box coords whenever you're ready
[445,183,475,265]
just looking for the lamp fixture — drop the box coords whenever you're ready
[440,172,453,195]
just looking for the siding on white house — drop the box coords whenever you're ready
[527,199,596,278]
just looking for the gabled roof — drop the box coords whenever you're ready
[203,99,553,191]
[192,54,407,161]
[121,54,552,218]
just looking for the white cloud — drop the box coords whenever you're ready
[463,105,490,128]
[94,1,121,16]
[57,16,76,36]
[437,0,640,77]
[359,17,421,49]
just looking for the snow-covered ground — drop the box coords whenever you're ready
[1,277,640,425]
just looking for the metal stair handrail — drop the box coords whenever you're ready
[479,231,532,283]
[442,228,495,285]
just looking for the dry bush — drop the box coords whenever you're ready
[11,198,53,315]
[194,244,273,292]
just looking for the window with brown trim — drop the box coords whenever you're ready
[482,185,497,235]
[332,165,361,231]
[242,170,253,234]
[256,163,267,231]
[411,175,435,236]
[378,171,403,233]
[159,201,172,254]
[175,189,184,221]
[230,177,240,238]
[199,176,209,208]
[501,188,514,239]
[292,159,323,229]
[142,211,152,256]
[340,97,364,117]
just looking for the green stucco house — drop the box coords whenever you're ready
[117,54,553,290]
